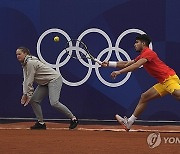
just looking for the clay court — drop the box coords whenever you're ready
[0,121,179,154]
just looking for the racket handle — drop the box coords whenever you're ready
[94,58,102,65]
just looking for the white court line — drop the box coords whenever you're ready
[78,128,180,133]
[0,127,180,133]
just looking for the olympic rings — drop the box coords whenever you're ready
[36,28,153,87]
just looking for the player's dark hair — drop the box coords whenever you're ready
[17,46,31,55]
[136,34,151,46]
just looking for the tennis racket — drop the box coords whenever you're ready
[64,39,102,65]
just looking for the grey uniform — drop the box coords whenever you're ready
[22,55,75,121]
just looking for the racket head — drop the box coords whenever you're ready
[65,39,91,60]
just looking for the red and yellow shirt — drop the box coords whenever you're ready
[135,48,175,83]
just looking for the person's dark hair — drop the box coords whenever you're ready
[17,46,31,55]
[136,34,151,46]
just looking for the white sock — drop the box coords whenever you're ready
[128,115,137,125]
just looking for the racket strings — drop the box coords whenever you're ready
[65,40,90,60]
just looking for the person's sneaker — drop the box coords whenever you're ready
[69,119,78,130]
[115,114,130,132]
[30,122,46,130]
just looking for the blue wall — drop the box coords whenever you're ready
[0,0,180,120]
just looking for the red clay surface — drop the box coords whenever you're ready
[0,122,179,154]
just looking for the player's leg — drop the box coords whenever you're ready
[29,85,48,129]
[48,76,78,129]
[132,87,161,118]
[128,84,169,128]
[116,85,166,131]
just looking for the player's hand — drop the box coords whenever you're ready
[111,71,121,79]
[21,95,27,105]
[23,97,30,106]
[21,95,30,106]
[101,61,108,67]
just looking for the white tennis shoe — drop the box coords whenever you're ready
[115,114,131,132]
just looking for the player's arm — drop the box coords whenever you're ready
[111,58,147,79]
[101,60,135,68]
[121,60,135,68]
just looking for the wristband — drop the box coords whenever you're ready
[108,61,117,67]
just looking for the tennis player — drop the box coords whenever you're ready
[16,47,78,130]
[102,34,180,131]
